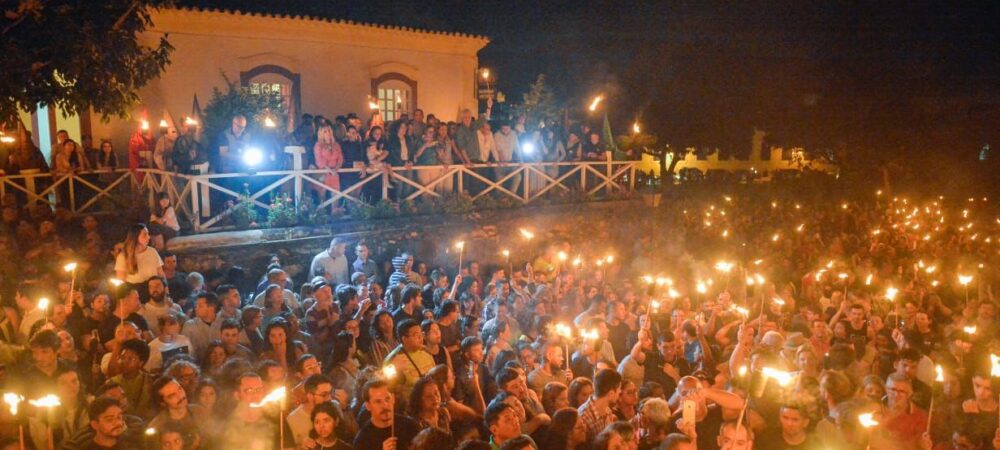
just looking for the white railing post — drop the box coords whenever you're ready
[284,146,306,207]
[192,163,211,218]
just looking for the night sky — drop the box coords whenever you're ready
[183,0,1000,161]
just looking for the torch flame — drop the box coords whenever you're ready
[108,278,124,287]
[991,354,1000,378]
[588,95,603,112]
[64,262,78,272]
[964,325,976,335]
[3,393,23,415]
[250,386,286,408]
[935,365,944,383]
[28,394,61,408]
[632,122,640,133]
[519,228,535,240]
[885,287,899,301]
[864,274,873,285]
[382,365,397,380]
[959,275,973,286]
[761,367,793,387]
[553,323,573,338]
[714,261,734,273]
[858,412,879,428]
[455,241,465,250]
[37,298,49,311]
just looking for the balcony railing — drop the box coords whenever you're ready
[0,160,643,233]
[0,148,836,233]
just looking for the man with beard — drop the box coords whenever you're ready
[527,343,572,395]
[149,376,206,447]
[221,372,295,449]
[353,379,420,450]
[80,397,129,449]
[140,276,184,336]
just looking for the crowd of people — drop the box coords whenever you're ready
[0,97,632,214]
[0,185,998,450]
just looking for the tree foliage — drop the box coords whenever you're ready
[519,74,559,127]
[0,0,174,122]
[202,72,285,144]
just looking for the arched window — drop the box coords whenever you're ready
[240,65,302,124]
[371,73,417,122]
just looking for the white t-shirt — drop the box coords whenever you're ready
[146,334,193,372]
[114,247,163,284]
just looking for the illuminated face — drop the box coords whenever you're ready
[421,383,442,411]
[268,326,286,346]
[779,407,808,435]
[91,405,125,440]
[718,425,751,450]
[221,327,240,347]
[356,245,369,260]
[492,405,522,441]
[231,116,247,134]
[117,349,143,374]
[158,380,188,410]
[425,323,441,346]
[366,386,394,424]
[300,357,322,377]
[160,431,184,450]
[197,386,217,409]
[312,411,337,439]
[236,376,265,405]
[864,382,885,402]
[886,378,913,408]
[307,382,333,406]
[973,376,993,401]
[56,370,81,400]
[31,345,58,367]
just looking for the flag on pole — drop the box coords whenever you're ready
[602,112,626,159]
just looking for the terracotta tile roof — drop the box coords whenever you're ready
[170,5,490,42]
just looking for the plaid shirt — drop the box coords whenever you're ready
[578,398,616,441]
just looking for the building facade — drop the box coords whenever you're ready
[25,7,489,161]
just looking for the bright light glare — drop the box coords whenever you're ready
[243,148,265,167]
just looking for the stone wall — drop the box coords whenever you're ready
[171,199,653,285]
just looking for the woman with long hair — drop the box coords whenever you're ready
[567,377,594,409]
[258,318,306,369]
[313,124,343,212]
[262,284,287,325]
[407,376,452,432]
[538,408,586,450]
[305,401,353,450]
[327,331,360,397]
[114,223,165,291]
[422,320,452,369]
[148,192,180,249]
[53,370,91,444]
[200,340,227,378]
[427,364,481,420]
[239,305,266,353]
[484,319,512,369]
[364,310,396,367]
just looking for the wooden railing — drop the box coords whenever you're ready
[0,160,643,233]
[1,149,837,233]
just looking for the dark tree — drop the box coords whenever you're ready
[0,0,174,122]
